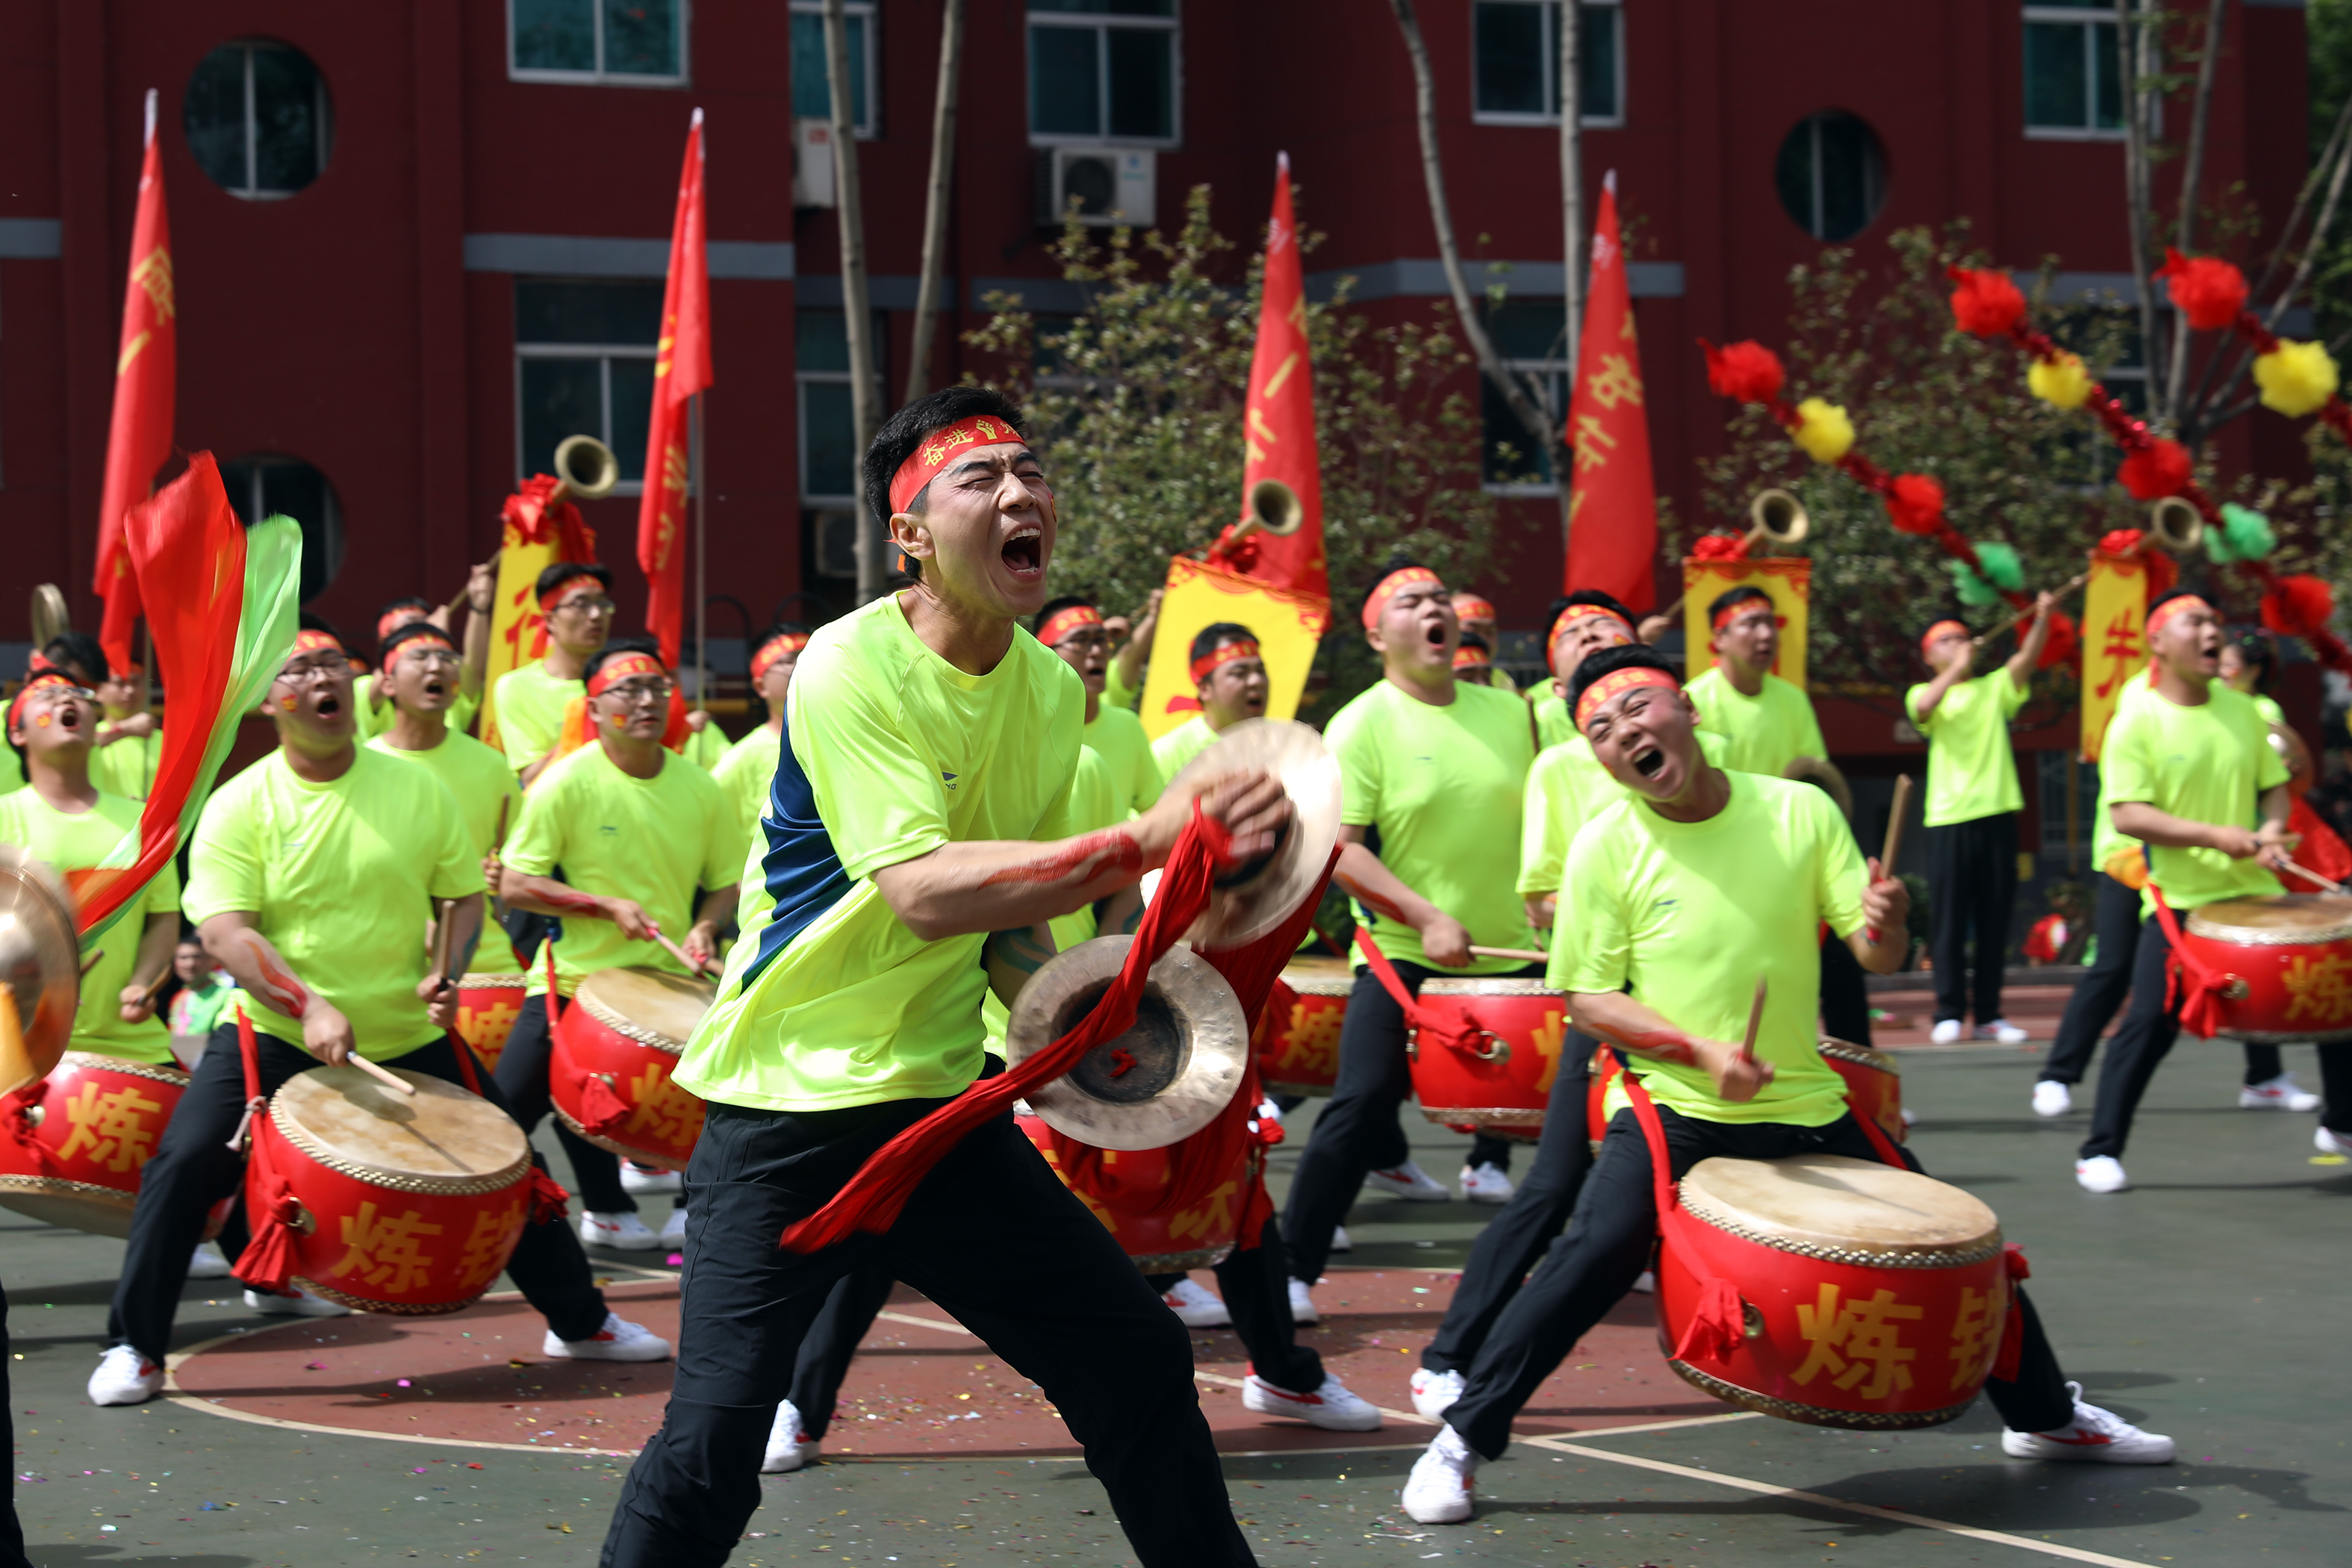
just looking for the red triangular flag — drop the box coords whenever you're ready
[1561,175,1659,610]
[93,90,177,676]
[636,110,711,667]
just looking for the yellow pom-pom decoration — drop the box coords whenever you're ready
[2027,351,2093,410]
[2254,339,2340,419]
[1791,397,1855,464]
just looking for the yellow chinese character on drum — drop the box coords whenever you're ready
[623,1065,704,1148]
[1791,1282,1923,1399]
[57,1080,164,1175]
[454,1201,526,1292]
[1531,1009,1566,1094]
[332,1201,445,1295]
[1947,1284,2004,1393]
[1033,1142,1117,1231]
[1166,1180,1239,1245]
[460,997,523,1059]
[2281,952,2352,1026]
[1277,998,1342,1081]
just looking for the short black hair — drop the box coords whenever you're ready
[1357,559,1436,626]
[379,620,454,671]
[755,621,813,649]
[862,387,1030,585]
[1190,622,1258,670]
[1457,630,1491,655]
[298,609,343,641]
[2147,587,2197,615]
[1707,585,1773,626]
[1032,594,1097,638]
[377,595,432,619]
[41,632,108,684]
[1548,589,1637,629]
[2230,629,2279,694]
[582,636,665,687]
[1566,642,1680,714]
[535,561,612,604]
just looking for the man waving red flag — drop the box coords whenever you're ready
[636,110,711,668]
[93,90,178,677]
[1561,174,1658,611]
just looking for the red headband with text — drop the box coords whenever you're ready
[1920,619,1968,656]
[7,668,74,732]
[1712,596,1776,632]
[889,414,1023,517]
[751,632,810,683]
[1037,604,1104,648]
[1452,643,1493,670]
[382,627,455,674]
[1575,665,1682,733]
[1549,603,1633,663]
[1452,594,1496,623]
[538,569,604,609]
[586,651,668,701]
[1192,638,1260,685]
[1362,567,1443,630]
[2144,594,2212,645]
[377,607,430,644]
[290,629,345,659]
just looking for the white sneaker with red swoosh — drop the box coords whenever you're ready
[1241,1372,1384,1431]
[2000,1382,2177,1463]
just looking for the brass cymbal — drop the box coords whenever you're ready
[0,847,81,1096]
[1003,935,1248,1151]
[1166,718,1343,950]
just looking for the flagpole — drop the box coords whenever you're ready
[691,390,706,719]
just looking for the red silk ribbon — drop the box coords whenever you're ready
[1350,927,1491,1059]
[2146,883,2232,1039]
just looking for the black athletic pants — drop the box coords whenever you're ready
[784,1265,897,1441]
[0,1285,25,1568]
[1138,1216,1325,1393]
[494,994,635,1215]
[108,1027,612,1361]
[2041,871,2142,1085]
[1443,1104,2076,1459]
[1281,960,1546,1287]
[1819,933,1874,1046]
[1926,811,2019,1027]
[1421,1029,1599,1375]
[600,1091,1254,1568]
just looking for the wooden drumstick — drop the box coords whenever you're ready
[647,925,711,977]
[78,948,105,980]
[1469,945,1550,963]
[429,897,457,993]
[1968,571,2091,649]
[2280,856,2348,895]
[140,965,173,1004]
[1739,974,1768,1066]
[1880,775,1913,877]
[351,1052,417,1097]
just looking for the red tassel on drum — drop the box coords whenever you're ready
[528,1166,572,1225]
[1994,1244,2032,1382]
[576,1071,633,1138]
[1672,1278,1750,1363]
[233,1170,305,1296]
[1,1087,59,1173]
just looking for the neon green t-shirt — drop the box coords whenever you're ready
[367,728,523,974]
[682,718,728,773]
[0,788,178,1063]
[356,673,479,744]
[1101,656,1142,713]
[979,747,1124,1055]
[2090,676,2153,875]
[676,595,1089,1113]
[1904,670,2027,827]
[1532,691,1574,752]
[1328,679,1539,972]
[1151,715,1219,781]
[1519,729,1730,897]
[1085,703,1162,816]
[2253,693,2287,729]
[0,761,20,797]
[184,748,482,1060]
[90,732,160,800]
[2100,679,2289,915]
[1555,772,1861,1127]
[713,724,783,844]
[1687,667,1826,777]
[501,743,745,997]
[490,661,582,769]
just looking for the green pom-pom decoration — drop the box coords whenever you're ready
[1972,541,2025,592]
[2209,503,2275,564]
[1946,558,2006,607]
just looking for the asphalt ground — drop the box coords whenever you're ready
[7,1034,2346,1567]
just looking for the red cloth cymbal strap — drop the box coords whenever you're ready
[1350,927,1490,1058]
[1190,638,1259,685]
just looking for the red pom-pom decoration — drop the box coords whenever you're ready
[1883,473,1945,536]
[2146,550,2178,598]
[1947,267,2027,337]
[1699,339,1785,405]
[2116,438,2191,500]
[2037,610,2080,672]
[1690,532,1751,561]
[2097,527,2146,558]
[2153,249,2248,334]
[2261,574,2336,640]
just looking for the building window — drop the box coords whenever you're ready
[1478,302,1570,493]
[220,456,344,604]
[790,1,877,136]
[2023,2,2123,138]
[183,41,333,199]
[1028,0,1178,146]
[1774,111,1887,243]
[1469,0,1623,126]
[514,281,662,492]
[510,0,686,84]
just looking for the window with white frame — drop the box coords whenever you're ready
[1028,1,1178,146]
[1478,303,1571,493]
[220,455,345,603]
[2023,1,2122,137]
[1470,0,1623,126]
[183,40,333,199]
[511,0,687,84]
[514,281,662,493]
[790,0,877,136]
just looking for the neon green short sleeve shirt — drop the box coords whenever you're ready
[713,724,783,844]
[1150,715,1218,781]
[0,788,178,1062]
[490,662,581,769]
[356,676,478,744]
[1904,670,2028,827]
[90,732,161,800]
[1101,657,1142,713]
[2100,681,2289,915]
[367,729,523,974]
[2089,676,2154,874]
[1085,703,1163,817]
[1519,730,1729,897]
[1687,667,1826,777]
[1531,691,1573,752]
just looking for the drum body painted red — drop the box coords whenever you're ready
[454,974,528,1075]
[550,968,712,1172]
[1818,1039,1905,1144]
[1017,1111,1256,1273]
[1253,958,1350,1096]
[0,1052,196,1239]
[2178,895,2352,1043]
[1410,980,1569,1132]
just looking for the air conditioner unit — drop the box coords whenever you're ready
[1037,147,1156,228]
[794,118,836,209]
[812,508,860,579]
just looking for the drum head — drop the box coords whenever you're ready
[1817,1036,1900,1075]
[1420,979,1570,999]
[1281,954,1354,995]
[273,1067,530,1191]
[2185,894,2352,944]
[1679,1154,1997,1262]
[576,966,718,1051]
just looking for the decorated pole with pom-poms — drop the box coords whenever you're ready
[2151,249,2350,441]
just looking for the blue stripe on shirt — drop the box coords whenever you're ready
[742,714,852,987]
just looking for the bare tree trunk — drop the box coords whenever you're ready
[825,0,884,601]
[2116,0,2166,423]
[1558,0,1583,360]
[904,0,966,405]
[2163,0,2228,416]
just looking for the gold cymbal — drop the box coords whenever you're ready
[1003,935,1248,1151]
[1166,718,1343,950]
[0,847,81,1096]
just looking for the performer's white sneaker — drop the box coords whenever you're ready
[87,1345,164,1407]
[2074,1156,2131,1194]
[1163,1277,1231,1328]
[762,1399,820,1473]
[1364,1161,1450,1202]
[579,1210,660,1251]
[2316,1125,2352,1156]
[243,1287,350,1318]
[544,1313,671,1362]
[2000,1384,2175,1463]
[1287,1278,1320,1325]
[1974,1019,2030,1044]
[1242,1372,1383,1431]
[1631,1269,1657,1294]
[659,1205,688,1245]
[1328,1225,1352,1253]
[1458,1163,1514,1205]
[2032,1080,2072,1118]
[1930,1019,1964,1045]
[187,1241,234,1280]
[2240,1074,2321,1111]
[1408,1366,1463,1420]
[620,1162,682,1195]
[1401,1425,1479,1524]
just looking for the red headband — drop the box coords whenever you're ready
[1712,597,1774,632]
[291,629,344,659]
[1452,594,1496,623]
[1452,644,1493,671]
[1920,619,1968,656]
[1038,604,1104,648]
[2144,594,2212,644]
[889,414,1024,517]
[376,607,431,644]
[750,632,809,683]
[538,569,604,608]
[586,651,668,700]
[1549,603,1633,663]
[1575,665,1682,733]
[382,627,455,674]
[1192,638,1260,685]
[7,670,75,732]
[1362,567,1443,630]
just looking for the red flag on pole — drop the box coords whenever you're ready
[93,90,177,676]
[1561,174,1658,610]
[636,110,711,667]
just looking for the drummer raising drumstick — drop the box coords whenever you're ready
[1398,644,2174,1526]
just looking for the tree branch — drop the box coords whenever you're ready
[2164,0,2227,416]
[2116,0,2167,422]
[824,0,884,601]
[904,0,966,406]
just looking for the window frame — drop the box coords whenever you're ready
[189,40,334,202]
[512,281,661,497]
[219,454,346,603]
[1026,3,1183,150]
[1467,0,1627,131]
[794,308,889,509]
[788,0,880,138]
[2020,4,2124,142]
[508,0,691,88]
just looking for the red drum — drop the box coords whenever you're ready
[1016,1111,1259,1273]
[2178,895,2352,1042]
[454,974,528,1075]
[0,1052,197,1239]
[550,967,712,1172]
[1254,956,1351,1096]
[1819,1038,1905,1145]
[251,1065,533,1316]
[1658,1153,2009,1429]
[1410,979,1570,1133]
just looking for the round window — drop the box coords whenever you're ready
[184,40,333,200]
[1774,111,1888,243]
[219,455,345,603]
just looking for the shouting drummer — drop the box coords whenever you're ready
[488,638,744,1251]
[1397,644,2173,1525]
[87,620,668,1410]
[491,563,615,785]
[600,388,1286,1568]
[1152,623,1270,779]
